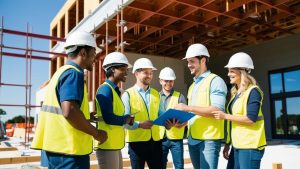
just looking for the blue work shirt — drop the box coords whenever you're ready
[56,61,84,105]
[228,88,262,122]
[188,70,227,145]
[96,79,129,125]
[122,85,163,130]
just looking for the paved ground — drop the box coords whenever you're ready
[0,138,299,169]
[121,139,300,169]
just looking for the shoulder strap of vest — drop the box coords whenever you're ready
[125,87,135,99]
[60,64,81,72]
[172,91,180,97]
[150,88,159,96]
[247,85,264,120]
[206,73,218,84]
[187,83,195,100]
[125,87,137,113]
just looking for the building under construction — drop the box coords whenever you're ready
[49,0,300,140]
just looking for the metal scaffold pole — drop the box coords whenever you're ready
[0,16,4,86]
[0,16,66,148]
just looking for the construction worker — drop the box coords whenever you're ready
[94,52,134,169]
[175,43,227,169]
[121,58,163,169]
[31,31,107,169]
[212,52,266,169]
[158,67,187,169]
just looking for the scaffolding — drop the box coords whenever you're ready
[0,16,66,147]
[0,0,127,147]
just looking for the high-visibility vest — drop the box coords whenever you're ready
[94,82,125,150]
[187,73,224,140]
[227,85,266,149]
[31,65,92,155]
[159,91,185,140]
[125,87,161,142]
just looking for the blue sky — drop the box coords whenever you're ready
[0,0,66,122]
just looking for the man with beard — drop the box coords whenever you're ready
[175,43,227,169]
[31,31,107,169]
[158,67,187,169]
[122,58,163,169]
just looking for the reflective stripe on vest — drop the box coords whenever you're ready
[125,87,161,142]
[159,91,185,140]
[227,85,266,149]
[40,105,63,115]
[187,73,224,140]
[94,82,125,150]
[31,65,92,155]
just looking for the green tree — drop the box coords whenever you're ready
[0,108,6,115]
[5,115,34,124]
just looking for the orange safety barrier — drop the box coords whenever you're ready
[6,127,14,137]
[5,123,13,129]
[16,123,25,128]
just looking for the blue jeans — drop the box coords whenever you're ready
[162,139,184,169]
[41,150,48,167]
[45,151,90,169]
[188,140,221,169]
[233,148,264,169]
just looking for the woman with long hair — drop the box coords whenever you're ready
[212,52,266,169]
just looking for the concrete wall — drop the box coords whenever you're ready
[212,33,300,139]
[123,52,190,96]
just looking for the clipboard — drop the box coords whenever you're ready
[153,109,195,126]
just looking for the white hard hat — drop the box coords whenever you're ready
[132,58,157,73]
[102,52,132,71]
[159,67,176,80]
[183,43,210,60]
[64,31,101,54]
[225,52,254,69]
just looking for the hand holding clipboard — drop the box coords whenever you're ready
[153,108,195,126]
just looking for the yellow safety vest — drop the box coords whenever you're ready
[31,65,92,155]
[227,85,266,149]
[125,87,161,142]
[94,82,125,150]
[159,91,185,140]
[187,73,224,140]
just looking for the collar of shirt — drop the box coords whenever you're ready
[105,79,121,96]
[193,70,211,83]
[159,89,174,98]
[134,84,150,93]
[66,61,84,73]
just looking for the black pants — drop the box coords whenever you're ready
[128,139,163,169]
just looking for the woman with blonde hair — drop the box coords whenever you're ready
[212,52,266,169]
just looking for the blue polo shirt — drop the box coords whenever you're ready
[96,80,129,125]
[56,61,84,105]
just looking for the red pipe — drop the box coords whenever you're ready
[2,28,65,42]
[25,24,29,145]
[2,52,51,61]
[3,45,66,56]
[0,104,41,108]
[0,16,3,85]
[0,83,30,87]
[121,0,124,53]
